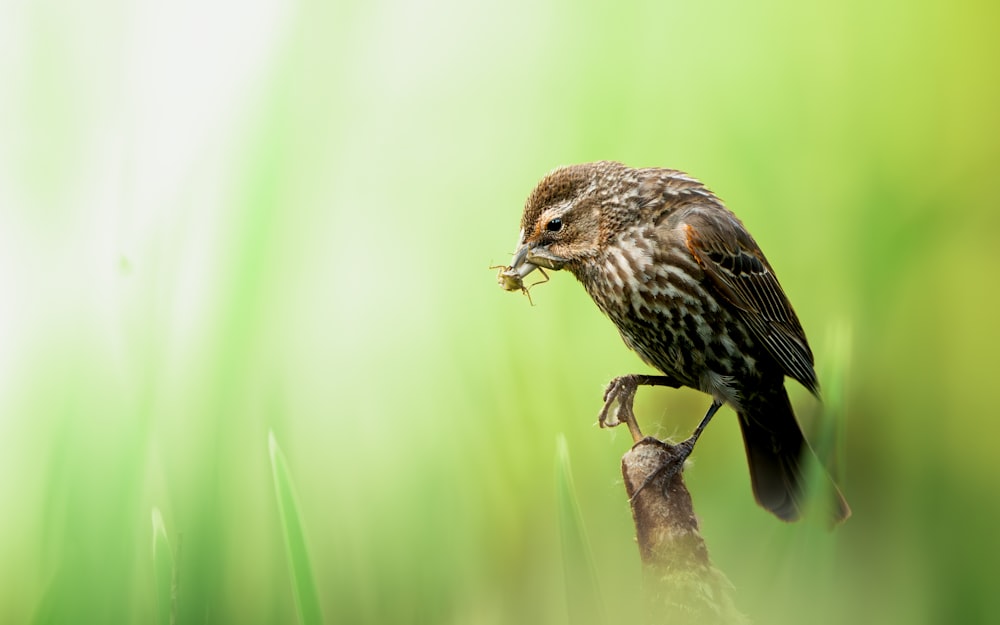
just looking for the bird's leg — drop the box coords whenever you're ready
[673,399,723,461]
[599,374,682,442]
[628,400,724,502]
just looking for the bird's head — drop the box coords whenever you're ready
[499,161,632,291]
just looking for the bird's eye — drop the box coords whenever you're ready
[546,218,563,232]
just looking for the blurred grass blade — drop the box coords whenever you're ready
[803,320,853,522]
[269,430,324,625]
[151,507,176,625]
[555,435,607,625]
[819,320,852,477]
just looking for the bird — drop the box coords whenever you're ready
[498,161,849,523]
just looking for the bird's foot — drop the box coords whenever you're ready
[598,374,682,443]
[599,376,638,428]
[626,400,722,502]
[627,437,695,503]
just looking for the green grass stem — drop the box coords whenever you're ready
[151,507,176,625]
[269,430,324,625]
[555,434,607,625]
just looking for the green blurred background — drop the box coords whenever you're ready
[2,0,998,622]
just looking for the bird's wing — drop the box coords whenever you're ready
[680,207,819,394]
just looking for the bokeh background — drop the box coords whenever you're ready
[2,0,998,623]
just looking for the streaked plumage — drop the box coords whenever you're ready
[501,161,849,523]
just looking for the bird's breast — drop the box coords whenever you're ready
[577,232,756,388]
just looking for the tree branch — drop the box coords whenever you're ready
[621,437,749,625]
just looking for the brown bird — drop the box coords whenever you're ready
[499,161,849,523]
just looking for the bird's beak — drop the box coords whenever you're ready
[523,244,567,271]
[509,241,531,274]
[498,231,567,292]
[498,232,539,292]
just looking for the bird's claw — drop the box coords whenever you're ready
[626,433,700,503]
[599,375,644,442]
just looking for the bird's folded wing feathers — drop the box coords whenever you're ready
[680,208,819,394]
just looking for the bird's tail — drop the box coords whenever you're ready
[737,388,851,524]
